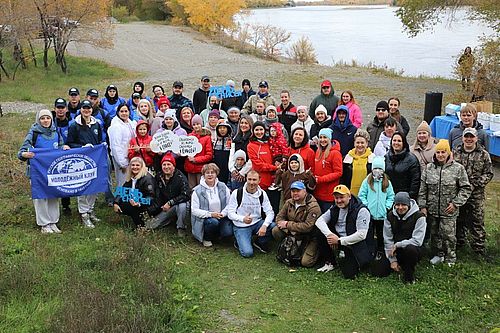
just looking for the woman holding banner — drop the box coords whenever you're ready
[113,157,156,228]
[18,109,68,234]
[66,99,106,229]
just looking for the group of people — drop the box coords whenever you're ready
[18,77,493,283]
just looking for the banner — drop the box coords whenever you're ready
[29,144,109,199]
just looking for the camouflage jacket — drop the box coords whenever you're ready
[418,159,471,218]
[453,144,493,193]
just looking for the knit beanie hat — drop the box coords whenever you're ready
[288,154,299,163]
[37,109,53,121]
[226,80,235,88]
[318,128,332,140]
[242,79,251,87]
[164,109,177,120]
[394,192,411,206]
[233,149,247,161]
[376,101,389,111]
[435,139,451,154]
[253,121,266,131]
[161,153,176,167]
[191,114,203,126]
[315,104,328,116]
[208,109,221,119]
[372,156,385,171]
[416,121,431,134]
[158,96,169,106]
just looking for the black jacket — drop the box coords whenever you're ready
[193,88,209,114]
[385,149,421,199]
[236,89,256,110]
[114,173,156,213]
[150,169,190,215]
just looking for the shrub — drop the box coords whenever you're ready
[287,36,318,65]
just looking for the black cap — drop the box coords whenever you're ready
[376,101,389,111]
[173,81,183,88]
[81,100,92,108]
[258,81,268,88]
[68,87,79,95]
[86,89,99,97]
[107,84,117,91]
[242,79,251,87]
[54,98,67,108]
[201,75,210,82]
[132,92,141,99]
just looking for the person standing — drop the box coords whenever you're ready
[235,79,256,110]
[341,129,374,196]
[458,46,474,91]
[338,90,363,128]
[410,121,438,172]
[276,90,297,135]
[169,81,194,118]
[448,104,489,150]
[309,80,339,118]
[452,128,493,257]
[330,106,357,157]
[387,97,410,136]
[193,75,211,114]
[100,84,126,119]
[67,87,81,118]
[242,81,276,114]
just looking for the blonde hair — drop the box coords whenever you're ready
[126,157,148,181]
[138,99,155,121]
[461,104,477,118]
[354,128,370,143]
[201,163,220,176]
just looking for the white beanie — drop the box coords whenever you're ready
[315,104,327,116]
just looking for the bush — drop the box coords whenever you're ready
[287,36,318,65]
[111,5,130,22]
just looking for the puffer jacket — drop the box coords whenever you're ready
[452,144,493,194]
[330,107,358,157]
[313,141,343,202]
[108,116,137,169]
[418,158,471,218]
[309,89,339,118]
[276,194,322,237]
[343,101,363,128]
[184,128,213,174]
[385,149,421,199]
[247,138,278,190]
[128,120,155,167]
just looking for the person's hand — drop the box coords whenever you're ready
[277,220,288,229]
[257,225,267,237]
[162,203,171,211]
[134,145,140,153]
[243,214,252,224]
[389,244,397,257]
[129,199,139,207]
[83,143,94,148]
[113,204,122,213]
[326,233,340,248]
[444,203,457,214]
[62,145,70,150]
[237,173,245,182]
[390,261,400,272]
[22,151,35,159]
[211,212,224,219]
[420,208,427,216]
[275,162,282,169]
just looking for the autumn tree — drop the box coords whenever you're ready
[171,0,245,33]
[286,36,317,65]
[260,24,291,59]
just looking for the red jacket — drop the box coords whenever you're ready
[128,120,155,167]
[184,129,213,174]
[290,143,315,172]
[247,139,278,190]
[313,140,342,202]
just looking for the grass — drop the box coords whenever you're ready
[1,111,499,332]
[0,51,137,105]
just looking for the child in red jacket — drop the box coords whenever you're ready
[128,120,155,168]
[184,115,213,189]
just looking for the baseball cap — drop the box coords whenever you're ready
[321,80,332,88]
[258,81,268,88]
[201,75,210,82]
[132,92,141,99]
[81,100,92,108]
[173,81,183,88]
[290,181,306,190]
[86,89,99,97]
[333,184,350,195]
[463,127,477,137]
[54,98,67,108]
[68,87,80,95]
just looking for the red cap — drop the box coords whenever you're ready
[161,153,176,167]
[158,96,170,107]
[320,80,332,88]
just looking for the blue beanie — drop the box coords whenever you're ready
[318,128,332,140]
[372,156,385,171]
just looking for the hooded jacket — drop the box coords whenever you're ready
[358,173,395,220]
[108,116,137,169]
[410,137,439,171]
[227,183,275,228]
[213,121,233,183]
[341,147,375,196]
[384,199,426,263]
[309,87,339,118]
[291,116,314,137]
[128,120,155,167]
[289,141,315,173]
[184,128,214,174]
[313,140,343,202]
[275,154,316,200]
[100,85,126,118]
[330,106,357,157]
[200,99,227,126]
[309,116,333,145]
[268,123,290,161]
[448,120,489,150]
[247,137,278,190]
[373,132,392,157]
[342,101,363,128]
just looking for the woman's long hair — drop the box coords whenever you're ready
[367,172,390,193]
[125,157,148,181]
[338,90,357,106]
[289,127,309,149]
[315,136,331,161]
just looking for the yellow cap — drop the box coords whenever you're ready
[333,184,350,195]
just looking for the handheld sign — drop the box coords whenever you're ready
[150,131,202,157]
[113,187,151,205]
[209,85,242,99]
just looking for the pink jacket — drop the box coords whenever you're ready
[345,101,363,128]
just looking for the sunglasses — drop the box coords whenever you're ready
[321,86,330,89]
[376,108,387,112]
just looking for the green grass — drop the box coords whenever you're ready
[0,51,137,105]
[1,112,499,332]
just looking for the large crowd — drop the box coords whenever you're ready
[18,77,494,283]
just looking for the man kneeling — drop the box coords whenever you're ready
[273,181,321,267]
[227,170,275,257]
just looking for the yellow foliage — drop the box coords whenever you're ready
[175,0,245,33]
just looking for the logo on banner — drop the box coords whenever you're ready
[46,154,98,194]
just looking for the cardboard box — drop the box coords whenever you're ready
[471,101,493,113]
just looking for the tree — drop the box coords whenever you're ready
[173,0,245,33]
[286,36,317,65]
[260,24,291,59]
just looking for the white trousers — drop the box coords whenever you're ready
[113,156,127,188]
[77,194,98,214]
[33,198,60,226]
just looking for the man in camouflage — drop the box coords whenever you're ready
[419,139,471,265]
[452,128,493,256]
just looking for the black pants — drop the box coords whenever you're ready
[266,189,281,217]
[372,219,384,251]
[61,197,70,209]
[371,245,422,282]
[119,202,145,227]
[316,228,361,279]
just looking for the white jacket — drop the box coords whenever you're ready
[291,117,314,137]
[227,184,274,228]
[108,117,137,168]
[374,132,392,157]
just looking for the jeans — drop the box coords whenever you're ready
[233,220,275,258]
[203,217,233,241]
[147,202,189,230]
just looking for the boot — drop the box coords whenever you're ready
[81,213,95,229]
[88,211,101,223]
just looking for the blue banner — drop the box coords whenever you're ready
[29,144,109,199]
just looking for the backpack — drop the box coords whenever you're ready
[276,235,305,267]
[236,187,265,219]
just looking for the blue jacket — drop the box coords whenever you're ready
[100,96,126,119]
[330,107,357,157]
[358,176,395,220]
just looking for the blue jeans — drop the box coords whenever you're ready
[203,217,233,241]
[233,220,275,258]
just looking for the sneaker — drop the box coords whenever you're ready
[81,213,95,229]
[430,256,444,265]
[252,241,269,254]
[177,228,187,237]
[88,211,101,223]
[233,240,239,250]
[50,224,62,234]
[62,206,71,215]
[447,262,456,267]
[339,250,346,259]
[41,225,54,234]
[202,240,213,247]
[317,263,335,272]
[268,183,279,191]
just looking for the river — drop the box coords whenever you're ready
[239,5,493,78]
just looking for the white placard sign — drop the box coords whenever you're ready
[178,136,202,156]
[150,131,202,157]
